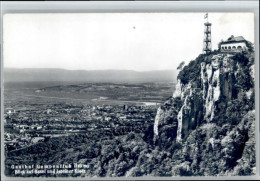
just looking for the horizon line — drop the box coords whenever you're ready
[4,67,177,72]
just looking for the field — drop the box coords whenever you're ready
[4,81,175,106]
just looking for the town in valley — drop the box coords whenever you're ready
[4,82,175,152]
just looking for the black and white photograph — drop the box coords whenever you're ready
[2,12,256,177]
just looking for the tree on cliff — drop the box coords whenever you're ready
[177,61,185,71]
[153,49,255,176]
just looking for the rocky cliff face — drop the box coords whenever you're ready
[153,51,255,175]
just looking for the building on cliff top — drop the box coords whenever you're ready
[219,35,248,53]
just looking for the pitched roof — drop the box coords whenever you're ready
[220,35,247,45]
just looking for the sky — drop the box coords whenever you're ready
[3,13,254,71]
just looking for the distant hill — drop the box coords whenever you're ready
[4,68,177,83]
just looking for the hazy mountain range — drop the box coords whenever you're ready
[4,68,177,83]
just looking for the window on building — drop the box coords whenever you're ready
[228,46,231,49]
[232,46,236,49]
[237,46,242,49]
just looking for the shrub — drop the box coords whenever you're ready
[177,54,208,85]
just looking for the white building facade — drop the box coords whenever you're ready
[220,35,248,53]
